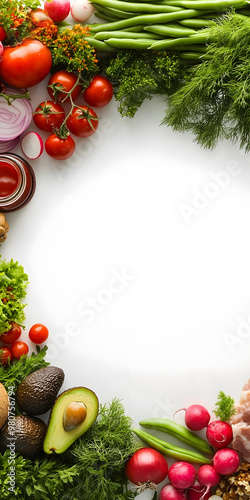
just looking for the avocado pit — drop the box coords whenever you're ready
[63,401,87,431]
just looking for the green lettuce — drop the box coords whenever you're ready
[0,257,29,334]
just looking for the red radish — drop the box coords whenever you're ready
[186,480,211,500]
[125,448,168,489]
[206,421,233,449]
[21,132,43,160]
[175,405,210,431]
[159,483,187,500]
[213,448,240,476]
[71,0,95,22]
[168,461,196,490]
[196,465,220,498]
[44,0,70,22]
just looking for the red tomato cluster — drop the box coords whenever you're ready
[33,70,113,160]
[0,322,49,365]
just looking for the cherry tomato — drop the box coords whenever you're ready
[29,323,49,344]
[83,76,113,108]
[45,133,75,160]
[11,341,29,359]
[33,101,65,132]
[47,70,82,103]
[67,106,98,138]
[0,39,52,88]
[0,27,7,42]
[0,347,13,365]
[0,322,22,344]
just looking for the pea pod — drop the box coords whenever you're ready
[133,428,212,464]
[139,418,213,455]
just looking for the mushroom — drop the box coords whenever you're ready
[0,213,9,243]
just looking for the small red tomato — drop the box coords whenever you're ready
[0,26,7,42]
[47,70,81,103]
[66,105,98,138]
[83,75,113,108]
[29,323,49,344]
[0,346,13,365]
[11,341,29,359]
[33,101,65,132]
[45,133,75,160]
[0,322,22,344]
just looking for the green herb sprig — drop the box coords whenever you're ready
[0,0,40,45]
[214,390,236,421]
[0,257,29,334]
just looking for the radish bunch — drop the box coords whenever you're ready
[43,0,95,22]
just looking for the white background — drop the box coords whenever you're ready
[2,74,250,497]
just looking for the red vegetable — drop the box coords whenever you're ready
[0,87,32,142]
[83,75,113,108]
[0,39,52,88]
[168,461,196,490]
[29,323,49,344]
[186,480,211,500]
[0,322,22,344]
[21,132,43,160]
[0,137,20,153]
[125,447,168,489]
[66,106,99,138]
[196,465,220,498]
[0,346,13,365]
[33,101,65,132]
[45,133,75,160]
[213,448,240,476]
[159,483,187,500]
[47,70,82,103]
[44,0,71,22]
[206,421,233,449]
[175,405,210,431]
[11,341,29,359]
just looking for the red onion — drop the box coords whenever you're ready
[0,87,33,141]
[0,136,20,152]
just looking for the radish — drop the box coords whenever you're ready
[196,465,220,498]
[44,0,70,22]
[213,448,240,476]
[21,132,43,160]
[125,447,168,490]
[206,421,233,449]
[175,405,210,431]
[71,0,95,22]
[168,461,196,490]
[159,483,187,500]
[186,479,211,500]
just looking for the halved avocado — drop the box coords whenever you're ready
[43,386,99,454]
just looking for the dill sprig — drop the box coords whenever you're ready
[163,12,250,152]
[214,390,236,421]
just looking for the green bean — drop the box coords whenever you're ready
[139,418,213,455]
[144,22,197,36]
[89,10,212,31]
[166,0,247,10]
[174,43,207,51]
[94,10,118,21]
[91,0,182,12]
[150,31,209,48]
[86,38,117,50]
[91,3,136,17]
[132,428,212,464]
[105,37,154,47]
[179,17,214,26]
[94,29,162,38]
[179,50,212,60]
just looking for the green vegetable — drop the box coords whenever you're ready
[61,398,141,500]
[0,345,49,394]
[139,417,213,454]
[0,450,78,499]
[0,257,29,334]
[214,390,236,421]
[0,0,40,45]
[132,428,212,464]
[104,49,182,117]
[163,12,250,151]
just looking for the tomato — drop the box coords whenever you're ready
[0,39,52,88]
[0,347,13,365]
[0,322,22,344]
[33,101,65,132]
[83,75,113,108]
[0,27,7,42]
[47,70,82,103]
[29,323,49,344]
[11,341,29,359]
[45,133,75,160]
[67,106,98,138]
[30,8,55,28]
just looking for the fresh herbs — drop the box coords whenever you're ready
[0,345,49,393]
[0,0,40,45]
[214,390,236,421]
[163,12,250,152]
[104,49,182,118]
[0,451,78,499]
[0,257,29,334]
[62,398,141,500]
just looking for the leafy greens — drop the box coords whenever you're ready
[0,257,29,334]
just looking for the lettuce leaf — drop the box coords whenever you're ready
[0,257,29,334]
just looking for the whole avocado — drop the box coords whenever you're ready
[0,414,47,460]
[16,366,65,416]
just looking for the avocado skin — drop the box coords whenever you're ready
[16,366,65,416]
[0,414,47,460]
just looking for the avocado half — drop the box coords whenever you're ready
[43,386,99,454]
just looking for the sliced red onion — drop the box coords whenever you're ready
[0,136,20,152]
[0,86,33,141]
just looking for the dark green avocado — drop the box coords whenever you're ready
[0,414,47,460]
[16,366,65,416]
